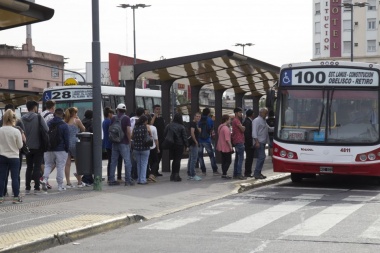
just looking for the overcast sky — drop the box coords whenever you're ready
[1,0,312,69]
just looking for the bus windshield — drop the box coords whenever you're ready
[277,89,379,144]
[54,101,93,120]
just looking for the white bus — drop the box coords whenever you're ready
[42,85,162,119]
[273,61,380,182]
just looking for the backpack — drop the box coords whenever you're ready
[199,118,210,139]
[109,115,126,143]
[48,121,64,151]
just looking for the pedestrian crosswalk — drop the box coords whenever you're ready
[140,190,380,240]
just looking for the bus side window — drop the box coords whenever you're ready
[109,95,116,109]
[102,95,111,109]
[144,97,153,113]
[136,97,144,109]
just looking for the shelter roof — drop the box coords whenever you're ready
[134,49,280,97]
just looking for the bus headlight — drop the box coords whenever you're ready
[280,150,287,158]
[359,154,367,161]
[368,153,376,161]
[287,152,294,159]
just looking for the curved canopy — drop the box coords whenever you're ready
[133,49,279,97]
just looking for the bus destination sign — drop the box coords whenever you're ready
[43,89,93,101]
[280,68,379,86]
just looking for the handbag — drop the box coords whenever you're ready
[144,132,153,147]
[21,142,30,155]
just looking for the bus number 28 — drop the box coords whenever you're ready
[51,91,71,99]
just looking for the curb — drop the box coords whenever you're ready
[1,214,145,253]
[238,173,290,193]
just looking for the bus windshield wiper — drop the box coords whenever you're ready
[318,88,326,134]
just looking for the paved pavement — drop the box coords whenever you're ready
[0,154,289,253]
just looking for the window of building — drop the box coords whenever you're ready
[368,19,376,30]
[315,43,320,55]
[315,22,321,34]
[343,20,351,31]
[24,80,28,88]
[368,0,376,10]
[8,80,15,90]
[315,3,320,15]
[343,41,351,53]
[47,82,50,88]
[367,40,376,52]
[56,83,59,86]
[51,66,59,79]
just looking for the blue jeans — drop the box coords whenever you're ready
[0,155,20,197]
[109,143,132,183]
[254,143,266,176]
[198,142,218,172]
[233,143,245,177]
[187,145,198,177]
[134,150,150,184]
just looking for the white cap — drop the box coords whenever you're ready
[116,103,126,110]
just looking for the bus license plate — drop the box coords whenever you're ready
[320,167,333,173]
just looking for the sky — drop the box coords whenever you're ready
[1,0,312,70]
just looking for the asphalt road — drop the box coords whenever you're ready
[42,175,380,253]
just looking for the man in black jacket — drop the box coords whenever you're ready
[243,109,255,177]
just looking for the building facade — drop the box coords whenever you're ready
[313,0,380,63]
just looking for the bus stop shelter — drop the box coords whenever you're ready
[122,49,280,171]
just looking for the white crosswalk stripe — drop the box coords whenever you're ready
[361,217,380,239]
[282,203,364,236]
[214,200,314,234]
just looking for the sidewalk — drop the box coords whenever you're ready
[0,155,289,253]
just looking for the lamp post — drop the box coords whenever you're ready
[341,2,368,62]
[234,43,254,55]
[118,4,151,64]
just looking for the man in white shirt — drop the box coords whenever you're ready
[41,100,56,124]
[252,107,274,179]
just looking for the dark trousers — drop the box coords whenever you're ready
[155,141,163,173]
[244,147,255,176]
[170,144,184,175]
[0,155,20,198]
[106,148,122,180]
[221,152,232,175]
[25,149,43,190]
[147,148,158,177]
[3,152,22,195]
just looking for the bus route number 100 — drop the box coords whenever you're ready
[295,71,326,84]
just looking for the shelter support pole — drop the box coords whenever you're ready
[214,89,225,164]
[235,93,244,109]
[125,80,136,114]
[190,85,201,115]
[252,96,260,117]
[160,81,174,172]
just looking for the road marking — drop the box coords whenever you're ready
[361,217,380,239]
[0,214,56,228]
[140,217,202,230]
[282,203,364,236]
[214,200,313,234]
[343,195,375,202]
[292,194,325,200]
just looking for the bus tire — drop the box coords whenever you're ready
[291,173,303,183]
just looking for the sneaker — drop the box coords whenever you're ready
[66,183,75,188]
[221,175,232,179]
[148,174,156,182]
[156,172,163,177]
[193,175,202,181]
[0,197,3,204]
[108,181,120,186]
[46,182,52,189]
[233,175,247,180]
[34,189,41,194]
[12,196,22,204]
[213,171,221,176]
[188,176,194,180]
[77,183,85,188]
[25,190,31,195]
[202,172,207,176]
[58,186,66,191]
[124,181,135,186]
[40,178,47,191]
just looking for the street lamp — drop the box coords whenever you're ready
[234,43,254,55]
[117,4,151,64]
[341,2,368,62]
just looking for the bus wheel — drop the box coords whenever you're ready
[291,173,303,183]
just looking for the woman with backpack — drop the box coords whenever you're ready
[132,115,151,185]
[164,113,188,182]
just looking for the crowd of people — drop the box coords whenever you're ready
[0,99,274,204]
